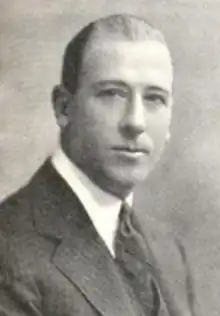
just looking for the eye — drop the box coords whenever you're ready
[144,93,167,107]
[96,88,127,99]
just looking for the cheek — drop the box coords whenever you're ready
[77,107,121,146]
[80,94,124,126]
[68,110,110,153]
[149,111,171,143]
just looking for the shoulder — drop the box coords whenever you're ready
[0,183,32,236]
[0,159,52,233]
[0,183,51,263]
[0,188,54,314]
[133,212,197,316]
[0,192,56,309]
[132,211,178,248]
[133,211,186,274]
[0,164,55,274]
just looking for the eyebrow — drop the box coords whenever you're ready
[92,80,171,95]
[144,86,171,96]
[92,80,129,90]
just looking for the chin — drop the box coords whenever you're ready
[104,166,152,197]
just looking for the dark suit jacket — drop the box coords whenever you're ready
[0,160,196,316]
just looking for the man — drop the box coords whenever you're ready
[0,14,197,316]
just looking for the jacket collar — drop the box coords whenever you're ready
[30,160,138,316]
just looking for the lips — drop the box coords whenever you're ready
[112,146,150,154]
[111,145,151,162]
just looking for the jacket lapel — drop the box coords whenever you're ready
[131,212,194,316]
[53,222,136,316]
[31,161,137,316]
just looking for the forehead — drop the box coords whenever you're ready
[81,40,173,92]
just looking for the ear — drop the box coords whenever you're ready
[51,85,72,128]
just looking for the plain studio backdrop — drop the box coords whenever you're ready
[1,0,220,315]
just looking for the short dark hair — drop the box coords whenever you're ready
[61,14,167,95]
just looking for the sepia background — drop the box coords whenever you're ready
[1,0,220,315]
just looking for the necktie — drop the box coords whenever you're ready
[114,203,161,316]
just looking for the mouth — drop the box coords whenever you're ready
[112,146,150,158]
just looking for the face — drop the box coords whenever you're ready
[59,39,173,198]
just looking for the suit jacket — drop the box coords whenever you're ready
[0,160,196,316]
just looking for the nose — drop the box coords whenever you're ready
[119,93,146,139]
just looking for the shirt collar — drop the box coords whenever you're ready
[51,146,133,256]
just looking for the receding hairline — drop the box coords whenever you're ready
[61,14,170,95]
[87,14,166,42]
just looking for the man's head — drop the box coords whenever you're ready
[52,14,173,198]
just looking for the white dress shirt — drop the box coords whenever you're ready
[51,147,133,257]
